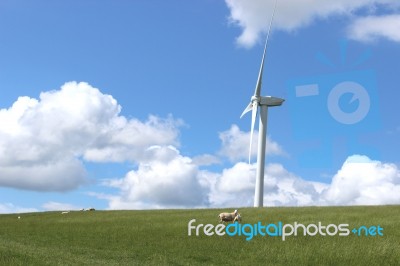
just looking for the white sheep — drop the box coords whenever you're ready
[61,211,69,214]
[218,209,238,223]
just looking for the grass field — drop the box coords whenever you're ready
[0,205,399,265]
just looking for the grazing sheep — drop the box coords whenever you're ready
[81,208,95,211]
[61,211,69,214]
[218,209,238,223]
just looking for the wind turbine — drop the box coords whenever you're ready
[240,0,284,207]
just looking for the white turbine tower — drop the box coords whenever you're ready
[240,0,284,207]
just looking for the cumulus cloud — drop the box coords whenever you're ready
[218,124,285,162]
[3,82,398,208]
[208,162,256,207]
[0,158,86,191]
[99,152,400,209]
[103,146,208,209]
[347,14,400,42]
[209,154,400,208]
[83,115,181,163]
[225,0,399,47]
[322,155,400,205]
[208,162,327,207]
[0,82,181,191]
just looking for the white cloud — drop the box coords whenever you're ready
[5,82,396,207]
[208,162,327,207]
[0,203,38,214]
[322,155,400,205]
[98,147,326,209]
[0,82,182,191]
[98,151,400,209]
[208,162,256,207]
[209,154,400,207]
[264,163,327,206]
[83,115,181,163]
[0,158,86,191]
[225,0,399,47]
[103,146,208,209]
[348,14,400,42]
[218,124,285,162]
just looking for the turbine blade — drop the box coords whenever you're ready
[248,102,258,163]
[254,44,266,97]
[240,102,253,118]
[253,0,278,97]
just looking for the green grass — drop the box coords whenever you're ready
[0,206,399,265]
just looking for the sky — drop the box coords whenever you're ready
[0,0,399,213]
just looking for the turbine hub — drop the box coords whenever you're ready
[251,96,260,103]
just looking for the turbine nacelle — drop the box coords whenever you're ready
[260,96,285,107]
[241,96,284,118]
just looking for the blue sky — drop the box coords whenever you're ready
[1,0,400,212]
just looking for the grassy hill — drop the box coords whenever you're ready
[0,205,399,265]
